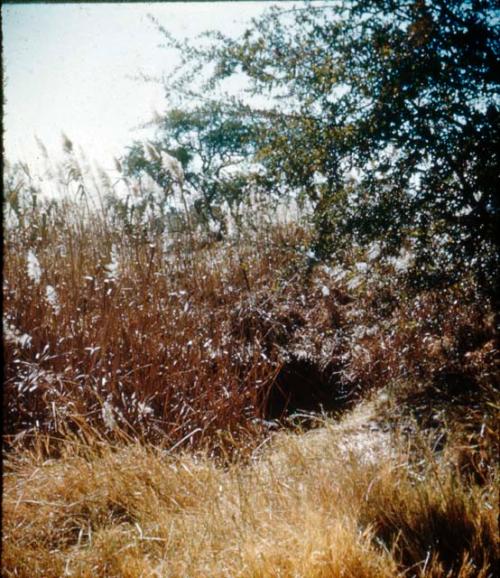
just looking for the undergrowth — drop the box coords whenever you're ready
[2,157,499,576]
[4,189,497,451]
[2,410,498,577]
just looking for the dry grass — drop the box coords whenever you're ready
[3,399,498,577]
[3,192,313,449]
[3,159,499,576]
[4,191,496,451]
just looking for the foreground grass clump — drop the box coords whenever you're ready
[3,399,498,578]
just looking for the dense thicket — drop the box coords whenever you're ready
[127,0,499,293]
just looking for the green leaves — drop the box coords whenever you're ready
[139,0,499,292]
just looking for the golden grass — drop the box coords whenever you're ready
[3,399,498,577]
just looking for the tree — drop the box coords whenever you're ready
[150,0,499,291]
[121,101,275,236]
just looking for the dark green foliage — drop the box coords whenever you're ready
[142,0,499,291]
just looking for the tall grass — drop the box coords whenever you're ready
[4,179,496,450]
[4,156,320,449]
[3,152,498,576]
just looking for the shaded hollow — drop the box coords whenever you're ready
[265,357,350,421]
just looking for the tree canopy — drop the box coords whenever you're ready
[128,0,499,292]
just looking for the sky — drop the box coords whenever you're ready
[2,2,296,174]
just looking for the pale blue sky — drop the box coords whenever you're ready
[3,2,296,172]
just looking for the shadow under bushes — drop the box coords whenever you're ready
[264,355,354,421]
